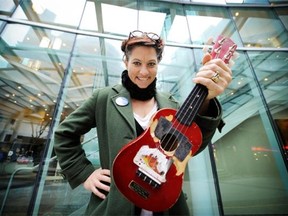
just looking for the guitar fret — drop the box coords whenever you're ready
[175,84,208,126]
[174,36,236,127]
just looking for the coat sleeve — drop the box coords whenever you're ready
[53,91,99,189]
[194,98,224,155]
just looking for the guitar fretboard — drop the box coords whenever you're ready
[175,84,208,126]
[175,36,237,127]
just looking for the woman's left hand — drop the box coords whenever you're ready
[193,53,233,100]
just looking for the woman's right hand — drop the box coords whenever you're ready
[83,168,111,199]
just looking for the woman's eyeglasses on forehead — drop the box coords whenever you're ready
[129,30,160,41]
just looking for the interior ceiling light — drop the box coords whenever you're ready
[32,0,45,15]
[225,0,244,3]
[52,38,62,50]
[40,36,50,48]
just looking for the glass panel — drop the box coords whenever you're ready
[0,23,74,215]
[159,47,196,99]
[213,51,288,215]
[269,0,288,4]
[0,20,5,31]
[243,0,269,3]
[79,1,98,32]
[275,7,288,31]
[253,51,288,160]
[0,0,17,16]
[13,0,86,29]
[231,8,288,48]
[192,0,226,4]
[104,38,126,83]
[185,5,242,45]
[101,0,137,35]
[139,1,190,43]
[186,48,223,215]
[37,34,121,215]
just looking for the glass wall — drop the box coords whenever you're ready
[0,0,287,215]
[213,51,288,214]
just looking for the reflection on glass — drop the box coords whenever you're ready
[217,51,250,117]
[215,111,288,214]
[101,2,137,35]
[214,51,288,214]
[185,6,239,45]
[139,1,190,43]
[79,1,98,31]
[251,51,288,160]
[159,46,196,98]
[64,35,100,109]
[36,34,113,215]
[13,0,86,28]
[275,7,288,31]
[0,0,16,15]
[231,8,288,47]
[0,23,73,215]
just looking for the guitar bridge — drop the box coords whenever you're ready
[136,169,161,189]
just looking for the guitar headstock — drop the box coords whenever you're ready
[210,35,237,64]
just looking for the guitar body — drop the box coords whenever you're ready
[113,108,202,212]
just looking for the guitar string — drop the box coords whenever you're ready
[158,38,227,154]
[164,84,207,152]
[164,41,238,153]
[150,84,207,165]
[143,40,224,177]
[163,38,237,153]
[143,38,236,180]
[139,77,208,182]
[162,38,224,152]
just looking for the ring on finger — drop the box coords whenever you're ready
[211,71,220,83]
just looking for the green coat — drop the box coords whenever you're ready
[54,84,223,215]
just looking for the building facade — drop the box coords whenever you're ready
[0,0,287,215]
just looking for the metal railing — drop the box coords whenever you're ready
[0,156,57,215]
[0,135,98,215]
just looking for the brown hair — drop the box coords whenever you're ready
[121,36,164,62]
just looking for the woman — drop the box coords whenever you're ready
[54,30,232,215]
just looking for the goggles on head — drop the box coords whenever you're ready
[124,30,161,48]
[128,30,160,41]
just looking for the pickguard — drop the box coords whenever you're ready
[154,116,192,162]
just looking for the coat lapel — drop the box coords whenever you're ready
[111,85,136,136]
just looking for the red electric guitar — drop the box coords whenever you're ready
[113,36,237,212]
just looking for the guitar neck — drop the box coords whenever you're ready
[175,35,237,127]
[175,84,208,126]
